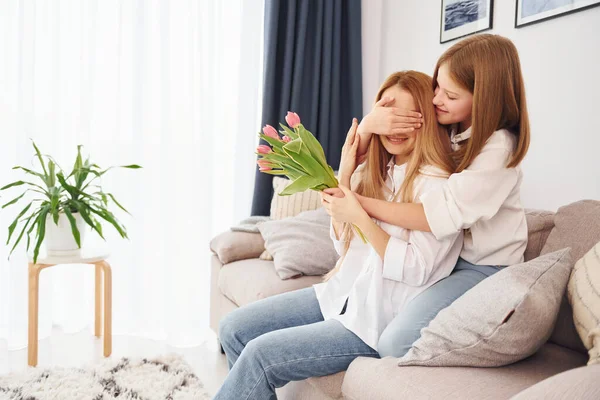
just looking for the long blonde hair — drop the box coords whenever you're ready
[324,71,454,281]
[433,34,530,172]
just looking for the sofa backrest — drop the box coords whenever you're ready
[540,200,600,354]
[524,209,555,262]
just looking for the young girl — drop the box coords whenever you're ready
[324,34,531,358]
[214,71,463,399]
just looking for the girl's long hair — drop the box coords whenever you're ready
[433,34,530,172]
[324,71,454,281]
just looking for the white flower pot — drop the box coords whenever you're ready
[45,212,88,255]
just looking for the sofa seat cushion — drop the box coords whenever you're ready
[510,364,600,400]
[218,258,323,307]
[342,343,587,400]
[276,372,346,400]
[304,372,346,399]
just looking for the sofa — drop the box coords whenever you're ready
[209,200,600,399]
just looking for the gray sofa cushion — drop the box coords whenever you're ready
[258,208,338,279]
[397,249,572,367]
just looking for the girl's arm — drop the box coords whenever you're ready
[356,196,431,232]
[356,131,372,161]
[356,143,519,240]
[356,97,423,160]
[355,195,462,286]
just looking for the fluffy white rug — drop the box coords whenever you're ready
[0,354,211,400]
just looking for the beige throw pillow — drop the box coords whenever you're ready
[568,241,600,365]
[270,176,322,220]
[397,248,573,367]
[209,231,265,264]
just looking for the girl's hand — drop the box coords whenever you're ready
[338,118,361,181]
[321,185,368,224]
[358,97,423,136]
[323,187,344,198]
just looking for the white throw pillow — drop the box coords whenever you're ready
[397,248,573,367]
[568,241,600,365]
[269,176,321,220]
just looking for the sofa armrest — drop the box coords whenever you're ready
[210,230,265,264]
[510,364,600,400]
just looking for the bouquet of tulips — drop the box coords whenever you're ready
[256,111,366,243]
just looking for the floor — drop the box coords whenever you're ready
[0,327,230,397]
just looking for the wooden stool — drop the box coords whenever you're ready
[27,248,112,367]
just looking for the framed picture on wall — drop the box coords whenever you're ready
[440,0,494,43]
[516,0,600,28]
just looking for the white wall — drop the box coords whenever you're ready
[362,1,600,211]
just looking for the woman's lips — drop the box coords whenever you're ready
[435,106,448,114]
[387,136,408,144]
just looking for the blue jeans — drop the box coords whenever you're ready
[214,287,379,400]
[377,257,502,358]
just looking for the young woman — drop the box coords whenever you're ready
[214,71,463,400]
[324,34,531,358]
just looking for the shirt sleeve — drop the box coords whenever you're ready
[381,228,460,287]
[419,145,519,240]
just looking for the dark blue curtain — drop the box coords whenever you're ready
[251,0,363,216]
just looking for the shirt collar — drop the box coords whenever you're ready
[450,125,472,150]
[386,157,396,171]
[386,157,407,180]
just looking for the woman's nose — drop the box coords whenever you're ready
[432,93,442,106]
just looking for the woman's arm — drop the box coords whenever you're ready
[354,212,390,260]
[356,196,431,232]
[322,184,390,257]
[331,118,361,240]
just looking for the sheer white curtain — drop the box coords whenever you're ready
[0,0,263,351]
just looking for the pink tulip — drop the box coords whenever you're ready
[257,159,273,171]
[285,112,301,128]
[262,125,280,140]
[282,136,291,143]
[257,145,272,154]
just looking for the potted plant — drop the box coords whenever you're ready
[1,141,141,263]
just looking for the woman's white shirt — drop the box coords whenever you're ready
[313,160,463,351]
